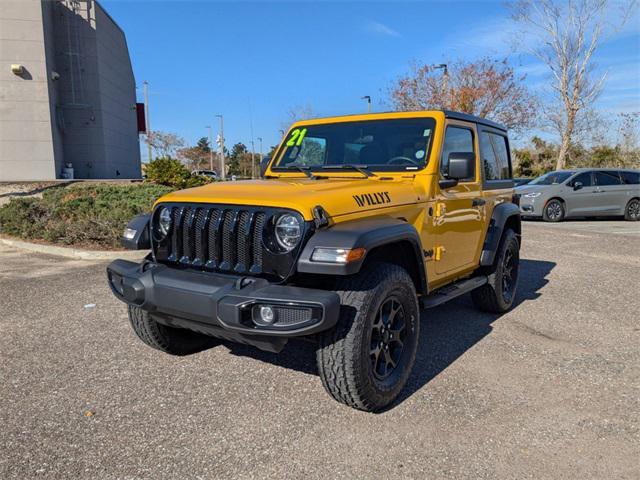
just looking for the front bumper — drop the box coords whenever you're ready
[106,259,340,352]
[519,196,544,217]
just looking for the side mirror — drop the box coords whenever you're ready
[573,181,583,191]
[260,156,271,178]
[447,152,475,180]
[439,152,475,189]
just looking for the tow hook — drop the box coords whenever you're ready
[234,277,256,289]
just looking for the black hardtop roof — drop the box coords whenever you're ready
[443,110,507,132]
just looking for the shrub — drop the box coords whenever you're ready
[145,156,211,189]
[0,183,173,249]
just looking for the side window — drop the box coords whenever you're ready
[594,171,622,186]
[620,171,640,185]
[569,172,592,187]
[479,131,500,180]
[441,126,474,179]
[489,133,511,179]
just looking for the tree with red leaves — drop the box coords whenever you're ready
[389,58,537,133]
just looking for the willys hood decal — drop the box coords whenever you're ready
[157,177,422,221]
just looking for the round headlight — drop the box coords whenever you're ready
[275,214,301,251]
[157,207,172,238]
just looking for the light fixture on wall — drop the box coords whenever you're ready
[11,64,24,75]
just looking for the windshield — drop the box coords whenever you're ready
[529,171,574,185]
[273,118,436,172]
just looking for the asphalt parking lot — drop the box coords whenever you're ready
[1,220,639,479]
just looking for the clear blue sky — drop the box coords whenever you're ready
[102,0,640,160]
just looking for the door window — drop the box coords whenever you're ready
[489,133,511,179]
[569,172,592,187]
[620,171,640,185]
[480,131,510,180]
[441,127,474,179]
[594,171,622,186]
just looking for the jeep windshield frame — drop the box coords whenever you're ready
[271,118,437,174]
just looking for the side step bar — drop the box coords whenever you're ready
[420,276,487,309]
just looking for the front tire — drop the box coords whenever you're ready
[543,199,565,222]
[471,229,520,313]
[316,262,420,412]
[128,305,216,355]
[624,198,640,221]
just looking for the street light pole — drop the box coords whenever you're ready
[250,139,256,179]
[431,64,448,108]
[215,114,226,180]
[257,137,263,160]
[143,81,152,162]
[361,95,371,113]
[205,125,214,171]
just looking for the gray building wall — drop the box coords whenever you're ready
[0,0,141,181]
[0,0,58,181]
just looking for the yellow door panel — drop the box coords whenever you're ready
[433,121,486,276]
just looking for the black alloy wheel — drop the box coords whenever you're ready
[370,297,407,381]
[500,241,518,304]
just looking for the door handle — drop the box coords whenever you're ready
[472,198,486,207]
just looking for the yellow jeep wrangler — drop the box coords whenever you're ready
[108,110,521,412]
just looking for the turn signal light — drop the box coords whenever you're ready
[310,247,366,264]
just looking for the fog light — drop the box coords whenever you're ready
[259,306,275,324]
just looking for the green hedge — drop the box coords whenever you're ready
[0,183,172,249]
[145,157,212,189]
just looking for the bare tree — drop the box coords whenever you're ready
[389,58,537,133]
[145,131,185,159]
[281,103,315,132]
[617,112,640,168]
[510,0,636,170]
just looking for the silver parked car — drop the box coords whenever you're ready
[516,168,640,222]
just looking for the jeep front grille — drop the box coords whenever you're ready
[157,205,267,275]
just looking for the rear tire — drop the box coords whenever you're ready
[128,305,216,355]
[543,199,565,222]
[316,262,420,412]
[624,198,640,221]
[471,229,520,313]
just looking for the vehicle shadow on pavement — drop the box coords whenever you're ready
[395,258,555,409]
[223,259,555,409]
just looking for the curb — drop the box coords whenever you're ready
[0,237,146,261]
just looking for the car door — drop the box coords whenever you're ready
[593,171,626,215]
[434,122,484,276]
[620,171,640,208]
[564,171,598,216]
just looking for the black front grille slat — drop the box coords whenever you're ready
[193,208,209,267]
[251,213,265,273]
[235,211,251,272]
[180,207,194,263]
[220,211,239,271]
[159,205,274,277]
[206,209,222,269]
[168,207,184,262]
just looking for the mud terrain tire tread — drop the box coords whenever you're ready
[128,305,215,355]
[471,228,520,313]
[316,262,419,412]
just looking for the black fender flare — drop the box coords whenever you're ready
[480,203,521,266]
[297,216,427,293]
[121,214,151,250]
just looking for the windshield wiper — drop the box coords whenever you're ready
[284,165,315,179]
[320,164,376,178]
